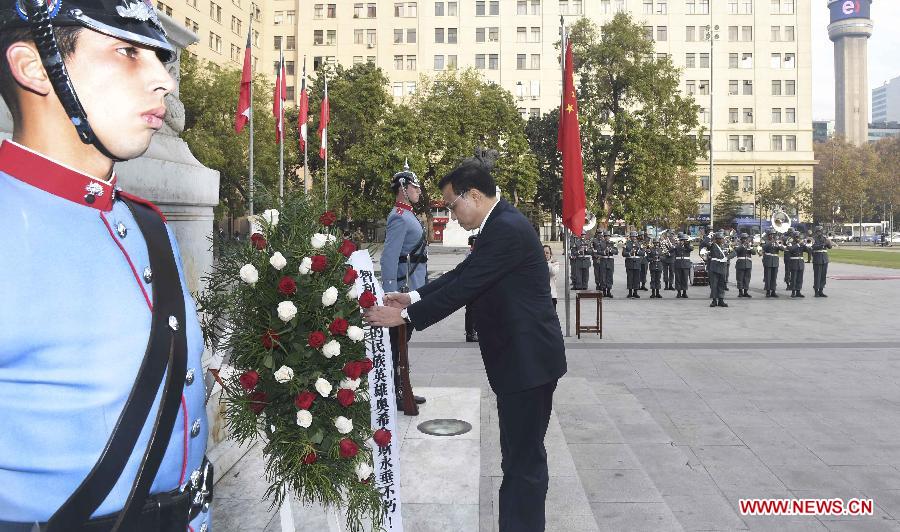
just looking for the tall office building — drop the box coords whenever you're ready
[872,75,900,124]
[828,0,873,146]
[168,0,816,223]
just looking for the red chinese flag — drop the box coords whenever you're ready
[273,51,286,143]
[234,25,252,133]
[318,75,330,159]
[298,59,309,150]
[558,40,586,235]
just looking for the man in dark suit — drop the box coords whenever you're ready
[364,155,567,532]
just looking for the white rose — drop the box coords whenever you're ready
[298,257,313,275]
[355,461,373,482]
[326,234,337,243]
[273,365,294,383]
[322,340,341,358]
[269,251,287,271]
[296,409,312,428]
[346,285,360,300]
[239,264,259,284]
[322,286,339,307]
[340,377,361,391]
[315,377,333,397]
[347,326,365,342]
[311,233,328,249]
[277,301,298,322]
[262,208,280,227]
[334,416,353,434]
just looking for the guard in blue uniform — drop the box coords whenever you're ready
[381,161,427,405]
[812,226,833,297]
[623,232,645,298]
[673,233,693,298]
[0,1,211,530]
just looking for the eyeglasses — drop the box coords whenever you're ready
[446,191,467,212]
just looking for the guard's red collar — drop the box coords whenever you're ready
[0,140,117,212]
[395,201,413,212]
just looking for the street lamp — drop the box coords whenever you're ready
[705,25,719,230]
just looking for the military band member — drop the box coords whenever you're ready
[786,230,807,298]
[762,231,784,297]
[734,233,754,298]
[382,162,428,405]
[590,230,604,292]
[569,231,591,290]
[601,231,617,298]
[707,232,735,307]
[647,239,663,298]
[662,233,675,290]
[724,229,734,291]
[812,226,833,297]
[0,1,212,529]
[673,233,693,298]
[783,234,792,290]
[623,231,645,298]
[638,231,649,291]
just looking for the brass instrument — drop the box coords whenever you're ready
[771,209,792,234]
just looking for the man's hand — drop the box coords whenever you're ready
[383,292,411,309]
[363,305,405,327]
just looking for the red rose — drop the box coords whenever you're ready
[294,391,316,410]
[342,267,358,285]
[336,388,355,407]
[343,361,363,380]
[308,331,326,349]
[261,330,280,350]
[311,255,328,272]
[358,290,377,309]
[357,358,373,375]
[250,233,267,250]
[303,451,318,464]
[277,276,297,295]
[338,438,359,458]
[248,391,268,414]
[329,317,349,336]
[320,211,337,226]
[338,239,357,257]
[373,428,392,448]
[239,370,259,390]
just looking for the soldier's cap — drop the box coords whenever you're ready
[391,159,421,190]
[1,0,175,62]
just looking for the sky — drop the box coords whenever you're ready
[811,0,900,121]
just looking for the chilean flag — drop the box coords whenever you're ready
[273,49,286,143]
[298,58,309,151]
[318,74,329,159]
[234,22,252,133]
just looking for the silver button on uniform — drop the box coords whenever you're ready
[116,222,127,238]
[169,316,179,331]
[185,368,195,385]
[191,419,201,438]
[142,266,152,284]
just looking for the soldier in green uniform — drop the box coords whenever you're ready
[812,226,833,297]
[734,233,754,298]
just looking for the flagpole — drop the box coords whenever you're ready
[323,72,329,208]
[560,17,571,338]
[302,56,309,194]
[249,69,254,217]
[278,45,284,200]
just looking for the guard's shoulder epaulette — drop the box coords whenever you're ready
[118,190,168,223]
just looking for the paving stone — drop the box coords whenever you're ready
[590,502,683,531]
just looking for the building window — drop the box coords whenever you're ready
[741,53,753,68]
[517,54,526,70]
[771,26,780,42]
[324,31,334,46]
[772,108,782,123]
[208,2,221,22]
[476,28,485,42]
[728,80,738,95]
[406,81,416,95]
[208,32,222,53]
[729,135,740,151]
[531,27,541,42]
[531,0,541,14]
[699,0,709,13]
[786,108,796,123]
[771,53,781,69]
[476,0,485,15]
[327,4,336,17]
[686,80,696,95]
[367,3,377,17]
[353,56,364,64]
[232,15,242,34]
[489,27,499,42]
[743,108,753,123]
[783,0,794,14]
[787,175,797,188]
[699,53,709,68]
[517,0,527,14]
[729,53,738,68]
[729,108,739,124]
[356,29,365,44]
[354,3,364,17]
[743,80,753,95]
[531,54,541,69]
[489,0,499,15]
[699,80,709,95]
[475,54,486,69]
[772,80,782,95]
[314,4,323,18]
[700,107,709,123]
[601,0,611,13]
[433,55,444,70]
[742,26,752,42]
[488,54,499,69]
[771,135,783,151]
[685,0,695,14]
[393,82,403,97]
[394,55,403,70]
[786,135,796,151]
[435,1,444,15]
[406,55,416,70]
[728,0,738,13]
[409,28,418,43]
[447,54,457,69]
[657,26,667,41]
[656,0,667,14]
[728,26,738,41]
[230,44,240,62]
[785,26,795,41]
[743,176,753,191]
[530,107,541,117]
[643,26,654,40]
[394,29,404,43]
[729,175,740,188]
[784,53,795,69]
[643,0,653,14]
[517,27,527,43]
[685,26,695,42]
[686,53,696,68]
[395,2,404,16]
[435,28,444,43]
[785,80,796,95]
[367,29,377,45]
[743,136,754,152]
[700,175,710,189]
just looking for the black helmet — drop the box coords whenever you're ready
[1,0,174,159]
[391,159,421,192]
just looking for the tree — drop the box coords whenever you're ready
[568,13,703,227]
[812,138,879,224]
[871,136,900,226]
[757,169,812,224]
[526,109,561,237]
[714,179,742,229]
[180,53,295,220]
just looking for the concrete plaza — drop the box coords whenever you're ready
[211,246,900,531]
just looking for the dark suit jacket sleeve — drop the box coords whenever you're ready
[408,222,522,331]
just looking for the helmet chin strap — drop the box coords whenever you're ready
[24,0,125,163]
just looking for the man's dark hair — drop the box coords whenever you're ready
[0,27,81,122]
[438,148,499,198]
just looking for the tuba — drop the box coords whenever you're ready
[771,209,792,234]
[583,213,597,233]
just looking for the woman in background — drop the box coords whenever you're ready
[545,245,560,308]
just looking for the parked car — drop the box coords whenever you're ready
[831,234,851,243]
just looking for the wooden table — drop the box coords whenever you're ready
[575,290,603,339]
